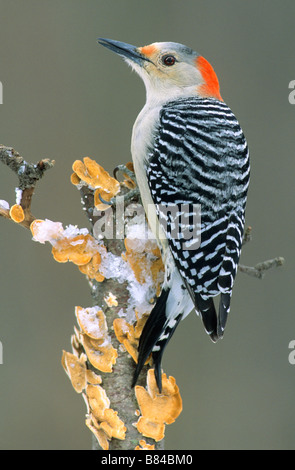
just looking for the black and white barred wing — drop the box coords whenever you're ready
[146,97,250,340]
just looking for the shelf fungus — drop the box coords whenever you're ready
[61,349,102,393]
[134,369,182,442]
[30,219,106,283]
[75,306,118,373]
[62,354,126,450]
[52,233,96,265]
[85,384,126,450]
[9,204,25,223]
[78,252,105,282]
[134,439,155,450]
[113,313,149,364]
[63,306,124,449]
[61,351,88,393]
[71,157,120,210]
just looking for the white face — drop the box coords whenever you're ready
[125,42,204,103]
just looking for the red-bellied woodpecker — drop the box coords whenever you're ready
[98,38,250,391]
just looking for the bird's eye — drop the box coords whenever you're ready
[162,55,176,66]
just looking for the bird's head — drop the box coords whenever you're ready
[98,38,222,105]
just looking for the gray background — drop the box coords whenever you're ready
[0,0,294,450]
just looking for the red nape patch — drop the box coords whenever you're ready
[196,56,223,101]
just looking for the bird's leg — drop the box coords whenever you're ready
[112,164,140,205]
[113,164,136,183]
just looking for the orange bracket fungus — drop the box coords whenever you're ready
[82,335,118,373]
[134,369,182,442]
[62,350,102,392]
[71,157,120,210]
[113,314,149,364]
[62,304,124,450]
[134,439,155,450]
[84,384,126,450]
[75,306,118,373]
[61,351,88,394]
[9,204,25,223]
[30,219,106,283]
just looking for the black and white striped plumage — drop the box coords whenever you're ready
[133,97,250,390]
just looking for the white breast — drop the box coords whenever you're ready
[131,103,168,251]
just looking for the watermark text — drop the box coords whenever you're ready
[93,197,201,250]
[288,80,295,104]
[288,340,295,364]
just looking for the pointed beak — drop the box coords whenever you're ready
[97,38,151,66]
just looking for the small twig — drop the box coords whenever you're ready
[239,225,285,278]
[0,145,54,189]
[242,225,252,246]
[0,145,55,228]
[238,257,285,279]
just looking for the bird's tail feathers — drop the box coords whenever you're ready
[195,292,232,342]
[217,292,231,338]
[132,286,187,392]
[132,287,171,391]
[195,294,218,342]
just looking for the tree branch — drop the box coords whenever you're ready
[238,257,285,279]
[0,145,54,228]
[76,167,165,450]
[239,225,285,279]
